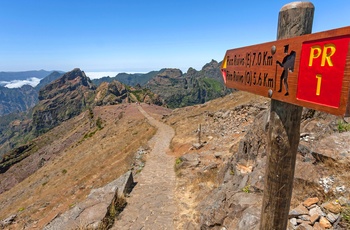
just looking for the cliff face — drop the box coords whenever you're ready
[32,68,96,134]
[0,71,64,117]
[0,85,38,116]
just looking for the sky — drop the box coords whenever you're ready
[0,0,350,74]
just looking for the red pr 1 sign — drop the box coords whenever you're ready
[297,36,350,109]
[221,26,350,116]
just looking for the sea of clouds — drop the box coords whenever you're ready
[0,77,42,88]
[0,72,119,88]
[0,72,129,88]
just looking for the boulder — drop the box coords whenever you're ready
[44,171,134,230]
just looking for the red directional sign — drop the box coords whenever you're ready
[221,26,350,116]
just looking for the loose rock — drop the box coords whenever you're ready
[319,216,332,229]
[303,197,319,208]
[322,201,342,214]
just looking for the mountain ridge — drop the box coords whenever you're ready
[0,60,226,116]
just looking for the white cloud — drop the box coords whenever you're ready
[1,77,41,88]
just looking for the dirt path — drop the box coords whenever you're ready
[112,105,176,230]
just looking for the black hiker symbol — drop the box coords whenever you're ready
[276,46,296,96]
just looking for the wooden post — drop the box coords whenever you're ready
[259,2,314,230]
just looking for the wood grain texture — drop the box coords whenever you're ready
[222,26,350,116]
[259,2,314,230]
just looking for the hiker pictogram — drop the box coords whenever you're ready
[276,45,296,96]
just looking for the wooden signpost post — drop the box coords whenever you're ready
[221,1,350,230]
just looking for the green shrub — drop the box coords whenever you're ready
[96,117,103,129]
[175,158,183,165]
[242,185,251,193]
[343,206,350,223]
[338,120,350,132]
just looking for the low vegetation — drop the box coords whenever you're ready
[337,119,350,132]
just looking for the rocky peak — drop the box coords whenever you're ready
[201,59,219,71]
[94,80,164,106]
[33,68,96,134]
[94,80,128,106]
[38,68,94,100]
[186,67,197,76]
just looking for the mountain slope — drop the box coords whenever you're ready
[0,85,38,116]
[0,103,169,229]
[0,71,64,116]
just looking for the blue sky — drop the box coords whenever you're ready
[0,0,349,73]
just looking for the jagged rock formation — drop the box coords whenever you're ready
[94,80,163,106]
[146,60,230,108]
[95,81,128,105]
[32,68,96,134]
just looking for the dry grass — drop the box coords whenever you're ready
[0,104,162,229]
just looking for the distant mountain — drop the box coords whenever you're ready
[91,60,229,108]
[35,71,64,91]
[115,71,160,86]
[92,71,160,87]
[0,70,59,81]
[0,60,227,116]
[145,60,231,108]
[94,81,163,106]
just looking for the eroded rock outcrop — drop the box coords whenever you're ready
[146,60,230,108]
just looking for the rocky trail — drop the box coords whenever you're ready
[112,105,176,229]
